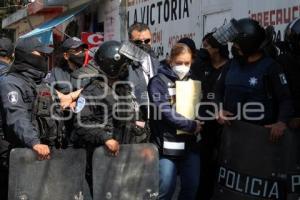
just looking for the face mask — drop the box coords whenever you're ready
[136,43,152,54]
[231,46,247,66]
[30,53,48,75]
[172,64,190,80]
[10,50,48,80]
[69,52,85,68]
[199,48,210,61]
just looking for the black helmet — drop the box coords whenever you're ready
[94,40,128,78]
[233,18,266,55]
[285,17,300,53]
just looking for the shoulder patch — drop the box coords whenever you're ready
[7,91,18,104]
[74,96,86,113]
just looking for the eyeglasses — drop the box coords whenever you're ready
[132,39,151,45]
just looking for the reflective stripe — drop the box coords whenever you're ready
[163,141,185,150]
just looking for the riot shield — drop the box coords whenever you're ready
[285,128,300,200]
[92,143,159,200]
[8,148,87,200]
[212,121,300,200]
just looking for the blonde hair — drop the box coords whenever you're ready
[167,43,194,64]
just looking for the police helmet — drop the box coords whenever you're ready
[285,17,300,53]
[233,18,266,55]
[94,40,128,78]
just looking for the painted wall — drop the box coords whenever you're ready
[101,0,300,59]
[97,0,121,41]
[233,0,300,40]
[127,0,202,59]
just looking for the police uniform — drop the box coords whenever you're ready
[47,38,89,145]
[70,71,139,197]
[71,77,117,147]
[0,60,10,75]
[0,73,40,147]
[0,37,14,142]
[277,53,300,118]
[70,41,140,195]
[215,18,294,125]
[217,56,293,125]
[71,63,146,147]
[0,37,53,200]
[0,37,53,148]
[276,17,300,119]
[0,37,14,200]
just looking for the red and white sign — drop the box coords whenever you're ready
[81,32,104,64]
[233,0,300,40]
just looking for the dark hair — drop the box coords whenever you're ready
[203,32,229,59]
[128,22,151,39]
[167,43,194,64]
[177,37,196,53]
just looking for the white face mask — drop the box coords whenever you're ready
[172,64,190,80]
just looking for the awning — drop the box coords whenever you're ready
[20,3,89,44]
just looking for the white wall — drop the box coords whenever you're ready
[232,0,300,40]
[96,0,121,41]
[98,0,299,59]
[201,0,232,15]
[127,0,202,59]
[201,0,232,38]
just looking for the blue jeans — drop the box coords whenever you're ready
[159,151,201,200]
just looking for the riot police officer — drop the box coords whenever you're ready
[0,37,14,200]
[71,39,148,145]
[49,37,88,94]
[71,40,127,150]
[48,37,88,145]
[216,18,294,142]
[0,37,53,160]
[70,40,139,195]
[277,17,300,128]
